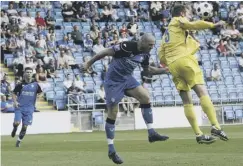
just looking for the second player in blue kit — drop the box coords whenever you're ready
[82,33,169,164]
[11,67,42,147]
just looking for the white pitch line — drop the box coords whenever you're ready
[63,136,243,142]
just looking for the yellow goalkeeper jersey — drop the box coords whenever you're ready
[158,17,215,65]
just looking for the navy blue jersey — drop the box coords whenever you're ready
[106,41,150,82]
[13,81,42,109]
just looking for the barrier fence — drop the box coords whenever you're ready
[67,88,243,131]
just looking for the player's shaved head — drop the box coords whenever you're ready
[139,33,155,53]
[141,33,155,43]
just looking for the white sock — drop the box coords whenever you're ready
[18,137,22,142]
[146,123,153,130]
[107,139,114,145]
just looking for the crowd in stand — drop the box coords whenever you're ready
[1,1,243,114]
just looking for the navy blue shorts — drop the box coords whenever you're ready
[14,107,34,126]
[104,76,140,106]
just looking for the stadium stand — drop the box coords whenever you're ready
[1,1,243,120]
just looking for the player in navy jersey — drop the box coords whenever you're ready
[82,33,169,164]
[11,67,42,147]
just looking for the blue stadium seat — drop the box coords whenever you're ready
[174,95,183,105]
[46,91,55,101]
[225,111,235,120]
[56,99,66,110]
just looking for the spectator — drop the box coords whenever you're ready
[64,74,73,89]
[45,10,55,30]
[25,41,36,58]
[47,34,57,53]
[16,34,26,53]
[101,5,112,22]
[35,66,51,92]
[83,34,93,52]
[93,38,105,54]
[103,32,112,47]
[23,57,36,73]
[96,84,106,109]
[120,23,128,35]
[229,24,241,41]
[90,25,100,42]
[7,3,18,18]
[207,38,218,49]
[46,28,55,41]
[35,40,46,63]
[150,1,162,12]
[0,73,11,98]
[24,27,36,45]
[137,5,149,21]
[119,32,129,42]
[12,52,25,77]
[65,48,78,69]
[35,11,46,27]
[87,4,100,22]
[67,81,84,102]
[1,10,9,25]
[26,11,37,27]
[62,3,75,22]
[239,53,243,72]
[57,50,68,69]
[109,34,119,46]
[71,25,83,45]
[127,17,138,36]
[228,5,237,25]
[36,25,47,37]
[150,7,161,28]
[126,5,137,22]
[43,51,54,65]
[160,17,169,34]
[37,34,47,51]
[10,76,22,91]
[211,63,221,81]
[6,33,17,52]
[225,39,237,56]
[1,94,15,113]
[76,7,87,22]
[45,59,57,78]
[108,3,120,22]
[217,39,229,56]
[121,97,134,116]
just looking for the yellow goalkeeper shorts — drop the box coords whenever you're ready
[168,55,205,91]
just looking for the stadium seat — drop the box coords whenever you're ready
[56,99,66,110]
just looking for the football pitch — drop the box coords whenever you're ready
[1,125,243,166]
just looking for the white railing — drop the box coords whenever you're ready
[67,88,243,110]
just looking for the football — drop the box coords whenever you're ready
[195,2,213,19]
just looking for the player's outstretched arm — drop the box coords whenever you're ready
[143,66,169,76]
[179,17,225,30]
[81,48,115,71]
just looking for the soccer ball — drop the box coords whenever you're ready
[195,2,213,19]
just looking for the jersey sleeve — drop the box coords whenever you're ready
[112,41,134,58]
[178,17,215,30]
[37,83,42,94]
[13,84,22,95]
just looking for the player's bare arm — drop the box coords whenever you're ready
[81,48,115,71]
[12,91,19,108]
[143,65,168,76]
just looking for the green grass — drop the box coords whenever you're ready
[1,125,243,166]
